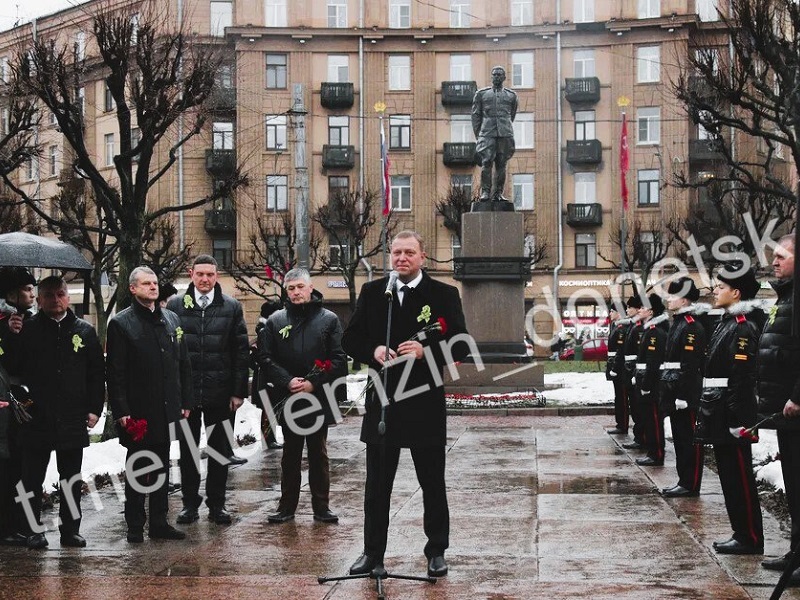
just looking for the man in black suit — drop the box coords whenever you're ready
[342,230,470,578]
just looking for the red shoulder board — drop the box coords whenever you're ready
[735,314,746,323]
[684,315,695,324]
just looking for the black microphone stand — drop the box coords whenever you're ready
[318,283,436,599]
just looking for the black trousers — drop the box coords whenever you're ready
[713,443,763,547]
[20,446,83,535]
[363,443,448,560]
[640,393,665,462]
[777,431,800,550]
[278,425,330,514]
[612,377,628,432]
[0,422,22,537]
[670,408,703,492]
[124,444,171,532]
[178,409,233,510]
[625,380,644,444]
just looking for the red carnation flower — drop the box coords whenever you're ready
[125,418,148,443]
[264,265,274,279]
[437,317,448,335]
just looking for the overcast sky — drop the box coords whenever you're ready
[0,0,90,33]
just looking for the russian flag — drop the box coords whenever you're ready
[380,120,391,216]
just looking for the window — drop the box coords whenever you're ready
[638,0,659,18]
[524,234,537,267]
[573,50,595,77]
[575,111,595,140]
[450,0,471,27]
[511,52,534,88]
[49,111,58,126]
[388,55,411,90]
[0,108,8,135]
[26,158,37,181]
[328,0,347,27]
[217,64,234,89]
[77,87,85,117]
[265,115,287,150]
[389,0,411,28]
[575,233,596,267]
[49,145,58,176]
[638,169,660,206]
[265,54,287,88]
[698,120,713,140]
[265,0,287,26]
[451,174,472,197]
[450,54,471,81]
[574,0,594,23]
[695,48,719,75]
[266,175,288,211]
[327,55,349,83]
[329,235,350,269]
[638,232,657,263]
[511,0,533,26]
[512,174,534,210]
[451,235,462,259]
[104,82,116,112]
[637,107,660,144]
[104,133,115,167]
[513,113,534,149]
[697,0,718,21]
[574,172,596,203]
[328,116,349,145]
[636,46,660,83]
[213,121,234,149]
[131,127,141,162]
[212,239,233,269]
[210,1,232,36]
[390,175,411,210]
[450,114,472,143]
[0,56,7,82]
[74,31,85,61]
[389,115,411,149]
[328,176,349,200]
[130,14,140,45]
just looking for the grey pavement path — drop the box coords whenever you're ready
[0,414,798,599]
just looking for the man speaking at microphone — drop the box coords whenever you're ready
[342,230,469,578]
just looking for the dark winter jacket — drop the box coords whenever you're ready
[635,313,670,401]
[166,283,249,422]
[107,301,194,448]
[622,319,644,384]
[757,278,800,430]
[696,301,762,445]
[257,290,347,429]
[659,304,709,414]
[7,310,105,450]
[0,362,10,459]
[606,317,629,380]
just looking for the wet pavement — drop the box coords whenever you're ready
[1,414,799,599]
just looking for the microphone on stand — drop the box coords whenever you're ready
[384,271,399,300]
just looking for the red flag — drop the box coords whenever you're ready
[620,113,629,211]
[380,120,391,216]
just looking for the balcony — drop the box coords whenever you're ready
[321,82,354,109]
[205,149,236,176]
[322,145,355,169]
[566,139,602,165]
[566,203,603,227]
[441,81,477,107]
[204,209,236,235]
[564,77,601,104]
[689,138,725,163]
[443,142,477,167]
[207,87,236,112]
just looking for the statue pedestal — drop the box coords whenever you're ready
[445,212,543,394]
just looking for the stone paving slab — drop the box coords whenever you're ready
[0,414,799,599]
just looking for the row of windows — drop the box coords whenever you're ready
[573,231,661,268]
[206,0,720,36]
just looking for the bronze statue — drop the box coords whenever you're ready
[471,66,518,210]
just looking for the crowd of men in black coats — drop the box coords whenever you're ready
[605,234,800,583]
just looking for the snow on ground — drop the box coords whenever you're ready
[41,372,785,495]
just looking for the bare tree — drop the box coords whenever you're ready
[4,3,247,309]
[600,214,680,286]
[435,183,473,243]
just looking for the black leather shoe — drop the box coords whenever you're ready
[27,533,48,550]
[176,507,199,524]
[790,568,800,586]
[713,538,763,555]
[427,555,448,578]
[149,524,187,540]
[622,442,643,450]
[228,455,248,465]
[0,532,28,546]
[208,507,233,524]
[349,554,381,575]
[267,441,283,450]
[636,456,664,466]
[267,510,295,524]
[762,552,792,571]
[60,533,87,548]
[127,530,144,543]
[607,428,628,435]
[313,510,339,523]
[662,485,699,498]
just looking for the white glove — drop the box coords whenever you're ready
[729,427,744,438]
[640,389,651,396]
[609,370,617,378]
[675,399,688,410]
[631,377,636,385]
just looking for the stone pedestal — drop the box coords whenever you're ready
[445,212,544,393]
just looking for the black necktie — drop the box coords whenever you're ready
[399,285,411,306]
